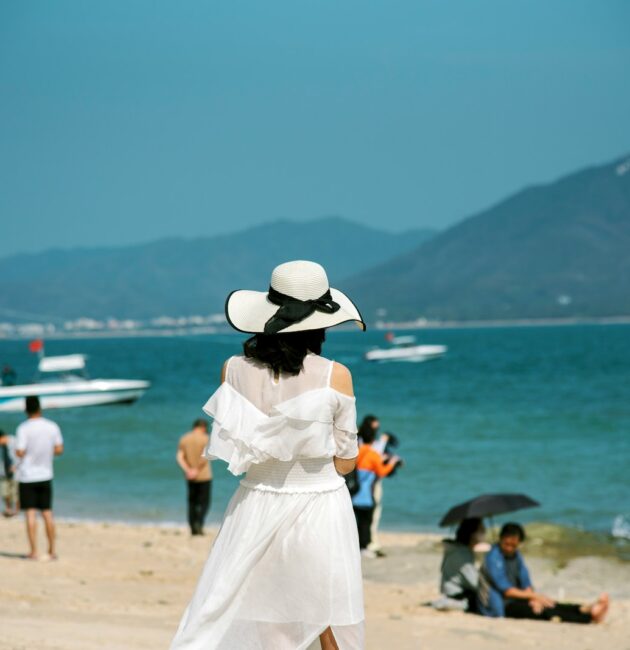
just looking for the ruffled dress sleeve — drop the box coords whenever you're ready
[201,381,340,476]
[332,391,359,459]
[201,381,268,476]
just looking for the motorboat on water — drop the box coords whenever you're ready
[365,333,447,363]
[0,354,150,412]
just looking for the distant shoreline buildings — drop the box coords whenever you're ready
[0,313,228,340]
[2,313,630,341]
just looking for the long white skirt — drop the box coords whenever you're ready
[170,482,365,650]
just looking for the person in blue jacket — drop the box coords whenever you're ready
[479,522,609,623]
[478,522,533,617]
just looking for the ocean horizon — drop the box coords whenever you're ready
[1,323,628,542]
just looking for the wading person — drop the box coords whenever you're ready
[170,260,366,650]
[479,522,609,623]
[176,418,212,535]
[15,396,64,560]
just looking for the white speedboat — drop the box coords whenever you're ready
[365,334,447,363]
[0,354,150,412]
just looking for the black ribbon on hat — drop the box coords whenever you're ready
[263,285,341,335]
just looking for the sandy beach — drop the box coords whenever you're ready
[1,519,628,650]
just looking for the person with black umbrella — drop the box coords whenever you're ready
[439,493,540,528]
[437,517,486,613]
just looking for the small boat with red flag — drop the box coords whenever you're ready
[0,340,150,412]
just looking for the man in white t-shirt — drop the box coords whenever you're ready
[15,396,64,560]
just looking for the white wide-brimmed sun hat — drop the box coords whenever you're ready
[225,260,366,335]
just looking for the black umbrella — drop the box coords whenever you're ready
[439,493,540,527]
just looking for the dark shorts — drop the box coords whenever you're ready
[19,480,53,510]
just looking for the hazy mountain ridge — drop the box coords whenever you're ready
[4,153,629,325]
[345,154,630,320]
[0,217,435,321]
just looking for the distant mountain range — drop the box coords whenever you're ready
[347,154,630,321]
[3,153,629,325]
[0,217,434,321]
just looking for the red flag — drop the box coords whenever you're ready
[28,339,44,353]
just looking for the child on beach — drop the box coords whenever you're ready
[478,522,609,623]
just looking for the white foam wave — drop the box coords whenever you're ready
[611,515,630,540]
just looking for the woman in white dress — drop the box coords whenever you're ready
[170,260,367,650]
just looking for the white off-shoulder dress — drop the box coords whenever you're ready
[170,352,364,650]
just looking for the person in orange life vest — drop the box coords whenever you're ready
[351,425,399,556]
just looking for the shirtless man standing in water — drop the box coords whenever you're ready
[177,419,212,535]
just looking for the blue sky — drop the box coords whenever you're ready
[1,1,629,256]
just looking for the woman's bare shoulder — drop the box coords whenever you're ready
[330,361,354,397]
[220,354,245,383]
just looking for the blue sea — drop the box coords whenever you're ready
[1,325,629,535]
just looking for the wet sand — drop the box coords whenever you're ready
[1,519,629,650]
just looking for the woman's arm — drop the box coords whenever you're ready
[334,456,357,475]
[220,359,228,383]
[330,361,358,474]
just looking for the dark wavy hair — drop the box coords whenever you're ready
[455,517,483,546]
[243,329,326,375]
[358,415,379,444]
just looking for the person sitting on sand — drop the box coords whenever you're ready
[478,522,609,623]
[438,517,485,613]
[15,396,64,560]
